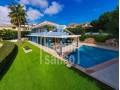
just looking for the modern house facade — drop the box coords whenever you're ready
[27,21,80,54]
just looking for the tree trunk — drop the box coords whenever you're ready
[18,24,22,43]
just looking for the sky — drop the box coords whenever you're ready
[0,0,119,25]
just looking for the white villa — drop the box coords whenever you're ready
[27,21,80,55]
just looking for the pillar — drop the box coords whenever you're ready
[48,37,51,48]
[37,36,39,44]
[60,38,63,56]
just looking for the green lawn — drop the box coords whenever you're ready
[0,41,113,90]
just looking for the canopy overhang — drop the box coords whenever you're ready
[27,32,80,38]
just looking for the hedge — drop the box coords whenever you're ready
[0,29,30,40]
[0,41,18,77]
[79,34,111,42]
[94,35,110,42]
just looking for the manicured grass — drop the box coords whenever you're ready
[0,41,113,90]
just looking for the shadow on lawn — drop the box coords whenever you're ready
[0,45,18,80]
[71,67,115,90]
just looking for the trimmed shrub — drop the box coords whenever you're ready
[0,41,18,75]
[94,35,110,42]
[79,35,87,41]
[0,30,17,40]
[79,34,110,42]
[0,29,30,40]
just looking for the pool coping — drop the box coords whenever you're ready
[72,57,118,74]
[90,63,119,90]
[86,57,118,73]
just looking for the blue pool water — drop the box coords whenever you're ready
[65,45,119,68]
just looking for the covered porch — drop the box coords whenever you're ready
[27,33,80,56]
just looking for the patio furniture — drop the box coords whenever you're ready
[23,46,32,53]
[66,63,72,68]
[64,60,73,68]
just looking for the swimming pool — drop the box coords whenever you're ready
[65,45,119,68]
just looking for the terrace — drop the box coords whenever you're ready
[26,21,119,89]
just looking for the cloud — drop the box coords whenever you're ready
[19,0,29,5]
[0,0,64,24]
[19,0,48,8]
[27,8,44,20]
[44,1,63,15]
[0,6,10,24]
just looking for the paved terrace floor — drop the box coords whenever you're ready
[91,63,119,90]
[79,43,119,90]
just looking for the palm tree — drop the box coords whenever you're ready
[8,4,27,43]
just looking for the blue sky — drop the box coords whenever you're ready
[0,0,119,25]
